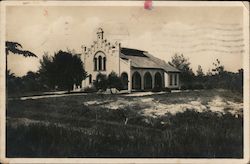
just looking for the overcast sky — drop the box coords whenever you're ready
[6,5,244,76]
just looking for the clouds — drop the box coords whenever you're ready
[6,5,244,76]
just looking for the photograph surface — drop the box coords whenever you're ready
[1,1,249,163]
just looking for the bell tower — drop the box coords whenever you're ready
[97,28,104,40]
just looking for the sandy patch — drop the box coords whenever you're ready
[84,95,243,118]
[84,100,112,106]
[141,96,243,118]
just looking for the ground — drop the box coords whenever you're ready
[6,89,243,158]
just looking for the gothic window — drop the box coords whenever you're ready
[98,56,102,70]
[94,51,106,71]
[103,57,106,71]
[94,58,97,71]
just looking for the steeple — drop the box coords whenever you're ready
[97,28,104,40]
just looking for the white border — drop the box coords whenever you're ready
[0,1,249,164]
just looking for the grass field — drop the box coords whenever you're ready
[6,89,243,158]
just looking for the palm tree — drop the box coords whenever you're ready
[5,41,37,97]
[5,41,37,57]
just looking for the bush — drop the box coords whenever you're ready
[162,87,171,92]
[7,109,243,158]
[192,84,204,90]
[152,86,162,92]
[83,86,97,93]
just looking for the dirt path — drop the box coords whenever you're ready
[13,92,88,100]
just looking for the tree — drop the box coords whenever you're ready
[212,59,224,75]
[108,72,123,93]
[196,65,204,77]
[39,50,87,92]
[169,53,194,86]
[93,73,108,92]
[21,71,45,92]
[93,72,123,94]
[6,41,37,57]
[206,69,213,76]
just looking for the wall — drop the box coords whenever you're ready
[164,72,180,89]
[81,35,121,88]
[131,68,164,90]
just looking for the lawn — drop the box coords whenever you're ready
[6,89,243,158]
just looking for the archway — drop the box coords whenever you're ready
[121,72,128,90]
[144,72,152,90]
[132,72,141,90]
[154,72,162,89]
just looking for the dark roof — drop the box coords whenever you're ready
[121,48,148,57]
[120,47,180,73]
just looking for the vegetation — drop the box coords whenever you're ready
[39,50,87,91]
[6,41,37,57]
[169,53,195,86]
[7,90,243,157]
[5,41,244,158]
[93,71,123,93]
[169,53,243,93]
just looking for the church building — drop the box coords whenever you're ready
[81,28,180,92]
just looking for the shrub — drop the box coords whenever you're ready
[180,85,187,90]
[192,84,204,90]
[152,86,162,92]
[83,86,97,93]
[162,87,171,92]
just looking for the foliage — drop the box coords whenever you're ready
[93,73,108,91]
[107,72,123,93]
[7,70,48,97]
[7,109,242,158]
[168,54,243,93]
[83,86,97,93]
[212,59,225,75]
[5,41,37,57]
[39,50,87,91]
[7,90,243,157]
[169,53,195,86]
[196,65,204,77]
[93,72,123,93]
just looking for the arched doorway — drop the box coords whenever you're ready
[121,72,128,90]
[144,72,152,90]
[155,72,162,89]
[132,72,141,90]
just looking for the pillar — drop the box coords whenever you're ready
[152,72,155,89]
[141,72,144,90]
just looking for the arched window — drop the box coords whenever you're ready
[121,72,128,90]
[132,71,141,90]
[94,51,106,71]
[103,57,106,71]
[155,72,162,89]
[94,58,97,71]
[144,72,152,90]
[98,56,102,71]
[89,74,92,84]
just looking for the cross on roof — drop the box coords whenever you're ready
[97,28,104,39]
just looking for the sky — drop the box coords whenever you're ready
[6,5,244,76]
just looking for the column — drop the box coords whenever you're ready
[152,72,155,89]
[128,71,132,93]
[141,71,144,90]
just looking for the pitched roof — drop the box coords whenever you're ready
[120,48,180,73]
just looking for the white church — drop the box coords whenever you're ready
[80,28,180,92]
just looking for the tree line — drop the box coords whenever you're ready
[6,41,243,96]
[169,54,243,93]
